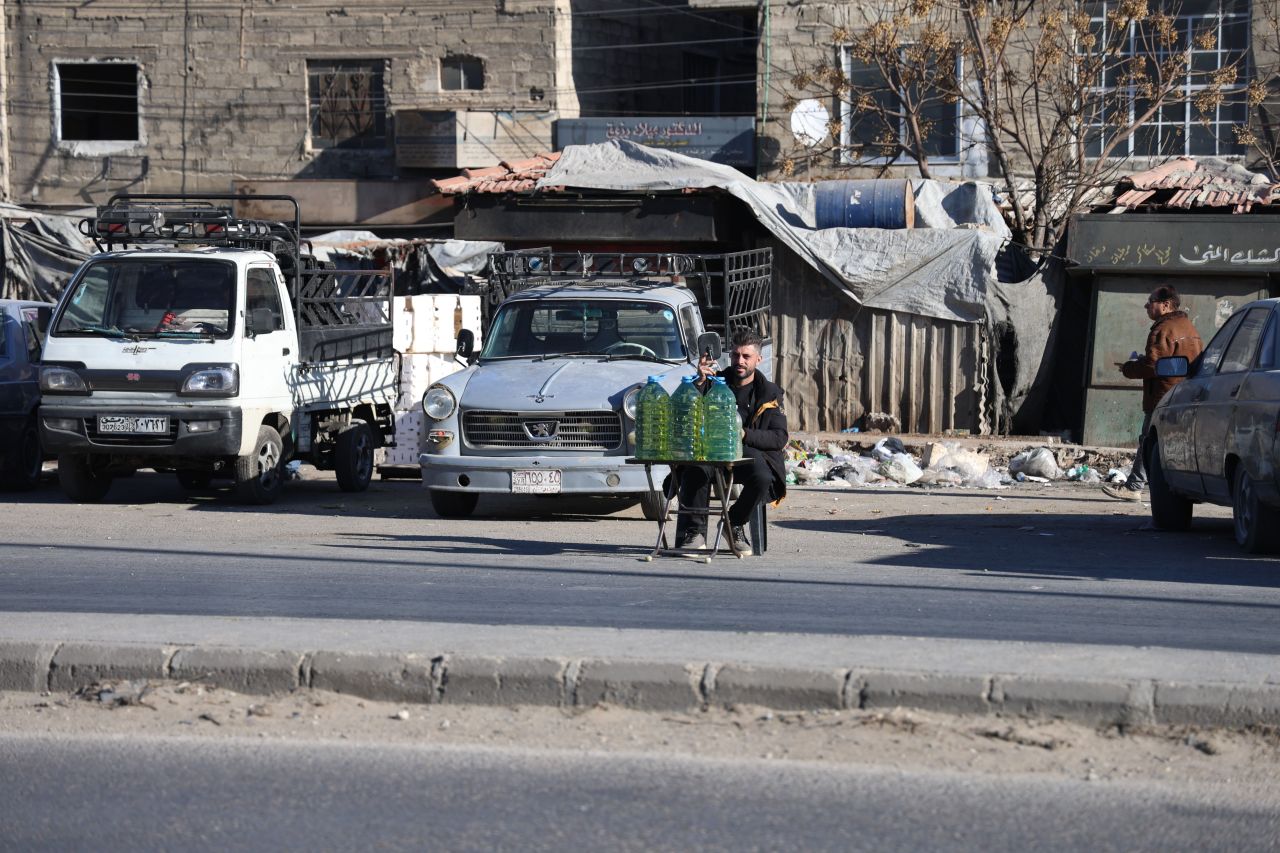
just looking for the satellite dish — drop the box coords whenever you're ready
[790,99,830,148]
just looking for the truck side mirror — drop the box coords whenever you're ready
[696,331,722,361]
[1156,355,1189,378]
[246,307,273,338]
[456,328,476,363]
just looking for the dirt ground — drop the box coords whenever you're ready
[3,683,1276,796]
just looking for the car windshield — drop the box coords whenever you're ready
[480,299,685,361]
[54,258,237,339]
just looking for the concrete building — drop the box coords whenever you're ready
[0,0,756,225]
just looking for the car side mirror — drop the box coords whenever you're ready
[696,331,722,362]
[456,328,476,363]
[246,307,273,337]
[1156,356,1189,378]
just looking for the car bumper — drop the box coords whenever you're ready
[40,405,244,457]
[420,453,667,494]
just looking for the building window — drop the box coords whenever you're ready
[441,56,484,91]
[56,62,139,142]
[839,48,960,163]
[1083,0,1249,158]
[307,60,388,150]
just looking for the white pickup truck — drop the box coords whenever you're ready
[39,194,396,504]
[419,249,772,518]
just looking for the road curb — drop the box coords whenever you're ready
[3,638,1277,727]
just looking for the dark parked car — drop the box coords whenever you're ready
[1147,297,1280,552]
[0,299,53,489]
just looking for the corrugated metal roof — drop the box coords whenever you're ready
[1111,157,1276,213]
[432,153,562,196]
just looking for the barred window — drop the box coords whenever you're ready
[839,47,961,164]
[56,62,139,142]
[1082,0,1250,158]
[307,60,388,150]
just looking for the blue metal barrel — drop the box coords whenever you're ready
[813,179,914,229]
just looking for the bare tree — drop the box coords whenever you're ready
[775,0,1252,253]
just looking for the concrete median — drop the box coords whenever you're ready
[1,613,1277,727]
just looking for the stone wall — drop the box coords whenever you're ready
[3,0,562,204]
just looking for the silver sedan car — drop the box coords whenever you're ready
[1148,297,1280,552]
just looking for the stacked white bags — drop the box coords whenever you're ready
[380,294,482,468]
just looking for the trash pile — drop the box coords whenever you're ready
[784,438,1130,491]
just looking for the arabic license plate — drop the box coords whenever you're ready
[98,416,169,435]
[511,469,562,494]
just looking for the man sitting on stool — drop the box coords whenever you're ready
[675,330,788,552]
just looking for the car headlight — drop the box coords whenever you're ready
[623,385,641,420]
[423,385,457,420]
[40,366,87,393]
[182,365,239,396]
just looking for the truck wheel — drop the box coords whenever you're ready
[639,489,666,521]
[430,489,478,518]
[1148,440,1192,531]
[1232,466,1280,554]
[235,425,284,505]
[58,453,113,503]
[176,470,213,490]
[335,420,375,492]
[4,417,43,491]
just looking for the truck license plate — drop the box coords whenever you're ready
[98,415,169,435]
[511,469,562,494]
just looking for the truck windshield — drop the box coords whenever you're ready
[54,258,237,339]
[481,299,686,361]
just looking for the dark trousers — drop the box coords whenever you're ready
[675,446,773,536]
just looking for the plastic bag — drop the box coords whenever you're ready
[879,452,923,485]
[1008,447,1061,480]
[917,467,964,487]
[871,436,908,462]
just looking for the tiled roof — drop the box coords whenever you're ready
[432,153,562,195]
[1112,157,1276,213]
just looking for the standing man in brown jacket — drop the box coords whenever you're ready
[1103,285,1204,501]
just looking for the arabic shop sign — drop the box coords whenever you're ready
[1069,214,1280,273]
[553,117,755,168]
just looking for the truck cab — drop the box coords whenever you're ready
[39,194,396,504]
[419,248,771,518]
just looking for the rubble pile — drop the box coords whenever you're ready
[783,438,1131,491]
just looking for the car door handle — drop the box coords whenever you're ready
[282,348,290,355]
[1230,385,1240,397]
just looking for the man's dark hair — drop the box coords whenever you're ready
[730,330,765,352]
[1151,286,1180,308]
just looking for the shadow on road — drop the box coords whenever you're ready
[774,509,1280,588]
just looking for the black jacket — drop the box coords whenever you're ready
[710,368,788,504]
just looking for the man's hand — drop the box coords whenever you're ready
[696,352,717,383]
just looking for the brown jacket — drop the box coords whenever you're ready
[1121,310,1204,412]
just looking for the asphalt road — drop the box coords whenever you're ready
[2,733,1275,853]
[1,472,1277,654]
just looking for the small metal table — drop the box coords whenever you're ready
[627,458,753,561]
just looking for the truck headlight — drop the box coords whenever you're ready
[423,385,456,420]
[623,385,641,420]
[181,365,239,396]
[40,366,87,393]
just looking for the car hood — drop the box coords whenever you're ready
[461,358,687,411]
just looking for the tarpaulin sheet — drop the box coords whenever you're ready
[538,140,1010,324]
[308,231,503,295]
[1,205,92,302]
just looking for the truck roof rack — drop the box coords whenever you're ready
[80,193,301,255]
[485,248,772,343]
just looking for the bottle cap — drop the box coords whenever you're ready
[682,376,695,383]
[712,376,726,384]
[647,375,663,383]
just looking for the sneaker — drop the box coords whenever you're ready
[729,525,751,553]
[1102,485,1144,502]
[677,530,706,550]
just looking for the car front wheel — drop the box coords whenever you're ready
[1232,466,1280,554]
